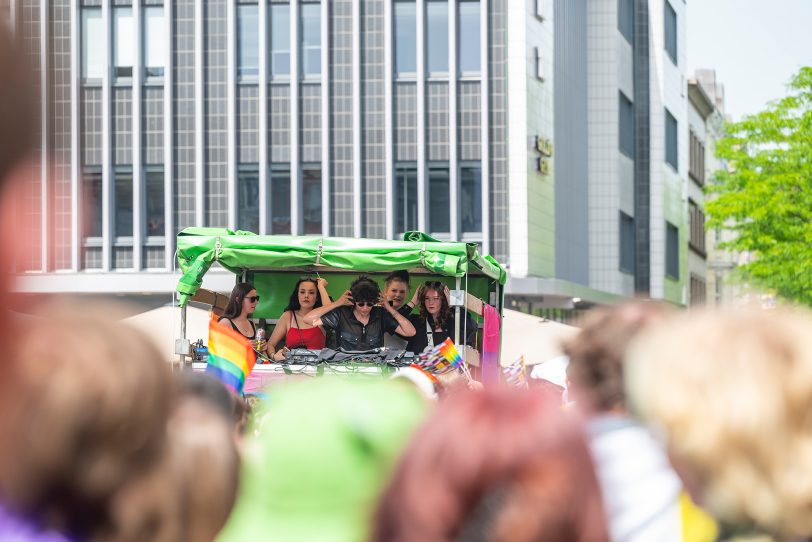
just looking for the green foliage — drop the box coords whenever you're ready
[706,67,812,305]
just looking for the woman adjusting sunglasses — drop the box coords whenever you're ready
[303,275,416,351]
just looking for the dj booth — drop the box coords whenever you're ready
[192,348,418,393]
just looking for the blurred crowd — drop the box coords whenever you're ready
[3,21,812,542]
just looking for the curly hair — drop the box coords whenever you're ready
[350,275,380,303]
[563,302,672,413]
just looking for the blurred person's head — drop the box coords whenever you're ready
[284,277,323,312]
[177,371,247,443]
[0,302,175,541]
[217,379,427,542]
[372,388,609,542]
[167,391,240,542]
[222,282,258,320]
[350,275,380,317]
[626,308,812,539]
[384,271,410,309]
[564,302,672,415]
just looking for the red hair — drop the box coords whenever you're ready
[372,389,609,542]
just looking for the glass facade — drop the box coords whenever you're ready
[114,171,133,238]
[458,1,480,74]
[237,4,259,79]
[460,164,481,233]
[394,1,416,75]
[82,8,102,81]
[271,166,291,235]
[146,170,165,237]
[302,166,322,234]
[428,165,450,233]
[113,7,134,79]
[300,3,321,77]
[395,164,418,234]
[270,3,291,77]
[426,1,448,74]
[143,7,165,78]
[237,167,260,233]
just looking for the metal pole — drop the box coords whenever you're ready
[454,276,461,348]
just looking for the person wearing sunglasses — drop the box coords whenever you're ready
[303,275,416,352]
[217,282,271,356]
[266,277,330,361]
[406,281,477,354]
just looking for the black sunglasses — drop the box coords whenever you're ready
[354,301,374,307]
[246,296,260,303]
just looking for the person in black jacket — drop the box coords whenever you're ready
[406,281,477,354]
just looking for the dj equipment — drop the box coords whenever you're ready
[283,348,415,366]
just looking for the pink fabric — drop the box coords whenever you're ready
[481,304,501,387]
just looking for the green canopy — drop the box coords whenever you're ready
[175,228,507,306]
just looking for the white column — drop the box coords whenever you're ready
[480,0,490,255]
[416,0,426,233]
[9,0,16,34]
[320,0,330,236]
[383,0,393,239]
[70,0,80,271]
[351,0,361,237]
[290,0,300,235]
[447,0,458,241]
[39,0,48,271]
[226,0,236,230]
[102,0,112,271]
[194,0,204,226]
[163,0,174,269]
[258,0,269,234]
[132,0,143,270]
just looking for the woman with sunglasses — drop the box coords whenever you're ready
[303,275,416,351]
[217,282,270,356]
[266,277,330,361]
[406,281,477,354]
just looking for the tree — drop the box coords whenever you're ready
[707,66,812,306]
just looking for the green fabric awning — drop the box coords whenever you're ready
[175,228,507,306]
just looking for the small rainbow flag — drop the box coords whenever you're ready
[503,356,528,388]
[417,338,464,375]
[206,317,257,394]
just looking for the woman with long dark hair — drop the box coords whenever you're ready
[266,277,329,360]
[217,282,270,356]
[406,281,477,354]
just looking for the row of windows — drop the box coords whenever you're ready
[690,273,706,305]
[618,0,678,68]
[619,212,681,281]
[82,7,165,81]
[688,130,706,185]
[82,168,165,239]
[665,107,678,170]
[688,199,706,256]
[393,0,481,76]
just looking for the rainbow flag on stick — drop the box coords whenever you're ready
[503,356,528,389]
[416,338,465,376]
[206,318,257,394]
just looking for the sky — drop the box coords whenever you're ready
[687,0,812,120]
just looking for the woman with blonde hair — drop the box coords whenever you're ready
[626,308,812,540]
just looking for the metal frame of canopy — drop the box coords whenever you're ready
[174,228,506,369]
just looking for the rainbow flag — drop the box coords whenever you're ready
[206,318,257,394]
[417,338,464,375]
[503,356,528,388]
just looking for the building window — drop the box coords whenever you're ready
[300,3,321,78]
[428,165,450,233]
[666,220,679,279]
[664,0,677,64]
[690,274,706,305]
[82,8,103,81]
[395,164,418,234]
[271,165,291,234]
[302,166,322,234]
[237,166,259,233]
[665,108,678,170]
[534,47,544,81]
[113,7,134,80]
[618,0,634,44]
[460,164,482,233]
[237,4,259,79]
[114,170,133,238]
[270,3,291,77]
[143,7,165,79]
[82,170,103,238]
[458,1,480,74]
[426,0,448,74]
[619,92,635,158]
[619,211,635,274]
[145,169,165,237]
[688,199,706,256]
[689,130,705,186]
[394,1,416,76]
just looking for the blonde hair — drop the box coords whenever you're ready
[625,308,812,538]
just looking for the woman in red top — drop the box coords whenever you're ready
[268,277,330,360]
